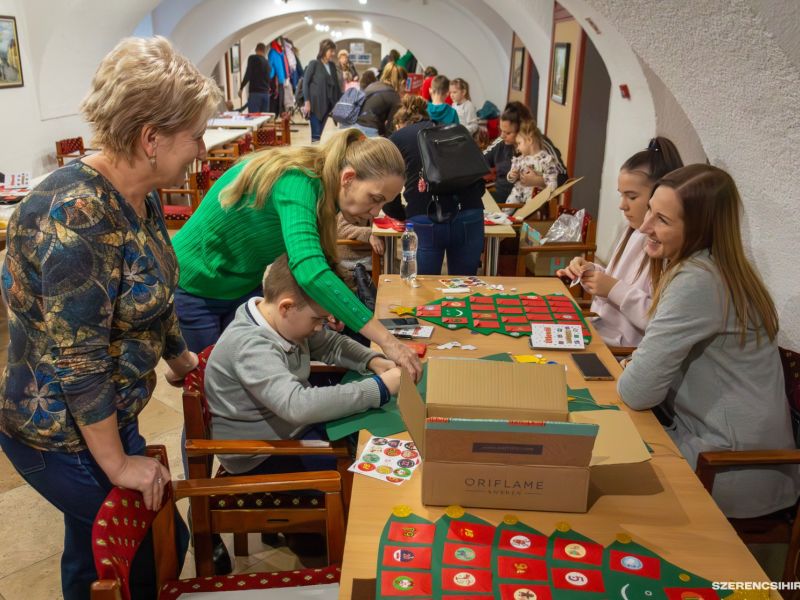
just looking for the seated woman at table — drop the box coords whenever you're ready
[557,137,684,347]
[618,164,800,519]
[172,128,421,379]
[383,95,485,276]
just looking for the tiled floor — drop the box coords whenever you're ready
[0,117,340,599]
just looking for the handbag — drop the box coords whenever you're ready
[417,124,489,194]
[352,263,376,312]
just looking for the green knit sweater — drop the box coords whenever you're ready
[172,162,373,331]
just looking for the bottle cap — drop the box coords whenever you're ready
[405,222,414,231]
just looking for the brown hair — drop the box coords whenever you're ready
[423,66,438,78]
[649,164,779,345]
[430,75,450,96]
[500,101,533,131]
[220,129,405,266]
[262,254,313,306]
[450,77,471,101]
[359,69,377,90]
[255,42,266,53]
[517,119,546,151]
[393,94,429,128]
[80,36,221,162]
[611,137,685,278]
[317,38,336,60]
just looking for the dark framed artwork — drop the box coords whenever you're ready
[0,16,23,89]
[550,42,570,105]
[230,42,240,73]
[511,47,525,91]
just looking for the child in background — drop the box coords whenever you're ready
[449,78,478,134]
[556,137,684,347]
[506,119,559,205]
[336,212,384,290]
[204,253,401,477]
[426,75,459,125]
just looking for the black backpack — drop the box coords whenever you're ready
[417,124,489,194]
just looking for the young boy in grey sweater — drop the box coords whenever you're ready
[205,254,401,475]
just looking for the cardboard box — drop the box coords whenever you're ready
[398,357,650,512]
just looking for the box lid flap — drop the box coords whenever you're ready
[570,410,651,466]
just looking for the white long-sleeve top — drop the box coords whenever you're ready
[587,228,652,347]
[452,99,478,134]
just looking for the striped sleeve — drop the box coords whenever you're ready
[271,171,373,331]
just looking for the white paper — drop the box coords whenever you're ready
[349,436,420,485]
[529,323,585,350]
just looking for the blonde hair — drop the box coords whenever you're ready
[380,62,405,92]
[517,119,546,152]
[80,36,221,162]
[220,129,405,265]
[450,77,471,101]
[649,164,779,345]
[393,94,429,128]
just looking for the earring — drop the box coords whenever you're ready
[148,154,157,168]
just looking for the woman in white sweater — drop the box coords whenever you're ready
[558,137,683,347]
[618,164,799,518]
[449,77,478,135]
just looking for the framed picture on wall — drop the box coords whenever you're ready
[230,42,240,74]
[511,47,525,91]
[0,16,24,89]
[550,42,570,105]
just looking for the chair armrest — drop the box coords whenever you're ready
[696,449,800,493]
[519,242,598,254]
[173,470,341,500]
[185,438,350,458]
[336,239,371,248]
[310,364,349,374]
[609,345,637,358]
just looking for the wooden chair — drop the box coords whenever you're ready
[695,347,800,588]
[276,113,291,146]
[90,445,342,600]
[157,170,209,230]
[55,137,97,167]
[182,347,350,576]
[336,239,381,287]
[252,126,279,150]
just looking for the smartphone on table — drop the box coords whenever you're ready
[570,352,615,381]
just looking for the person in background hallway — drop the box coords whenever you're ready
[426,75,459,125]
[302,39,342,143]
[0,36,218,600]
[336,48,359,90]
[557,137,684,347]
[618,164,800,519]
[240,42,271,113]
[449,77,478,134]
[354,62,403,138]
[379,48,400,75]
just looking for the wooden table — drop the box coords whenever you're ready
[337,275,774,599]
[207,114,274,130]
[203,128,246,151]
[371,192,516,276]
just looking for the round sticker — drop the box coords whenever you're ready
[393,549,416,563]
[368,446,383,453]
[513,590,538,600]
[564,571,588,587]
[384,448,401,457]
[564,543,587,559]
[392,576,414,591]
[452,572,476,588]
[511,331,520,336]
[510,535,531,549]
[362,453,381,464]
[620,555,643,571]
[397,458,416,468]
[387,439,402,448]
[372,438,388,445]
[404,442,417,451]
[401,449,418,459]
[394,467,412,477]
[454,547,476,562]
[357,462,375,472]
[448,324,457,329]
[385,476,404,483]
[680,593,703,600]
[376,465,393,475]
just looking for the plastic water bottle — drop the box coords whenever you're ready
[400,223,418,282]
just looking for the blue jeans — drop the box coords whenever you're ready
[174,286,262,354]
[0,423,189,600]
[310,112,329,142]
[408,208,485,276]
[247,92,270,113]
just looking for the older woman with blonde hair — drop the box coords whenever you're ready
[352,62,404,137]
[172,128,422,380]
[0,37,218,599]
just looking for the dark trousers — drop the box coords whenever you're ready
[247,92,270,113]
[0,423,189,600]
[407,208,486,276]
[174,286,262,354]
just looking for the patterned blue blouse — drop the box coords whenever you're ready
[0,162,186,452]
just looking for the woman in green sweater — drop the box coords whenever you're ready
[172,128,421,378]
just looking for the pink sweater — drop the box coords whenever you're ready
[589,229,652,347]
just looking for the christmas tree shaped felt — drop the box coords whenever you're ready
[492,515,552,600]
[432,505,496,598]
[414,293,592,343]
[547,523,607,598]
[376,505,436,599]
